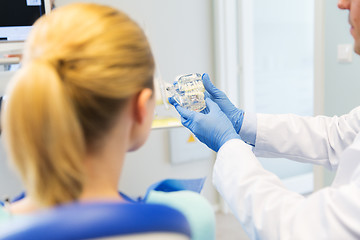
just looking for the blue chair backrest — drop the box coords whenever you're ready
[0,202,192,240]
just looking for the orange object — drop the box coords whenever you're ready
[187,134,196,143]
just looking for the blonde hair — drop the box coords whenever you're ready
[2,3,154,206]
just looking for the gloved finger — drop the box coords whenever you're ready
[174,104,195,120]
[204,90,213,100]
[200,105,210,114]
[176,107,196,129]
[180,115,193,129]
[168,97,178,106]
[180,115,187,123]
[205,98,221,112]
[202,73,222,97]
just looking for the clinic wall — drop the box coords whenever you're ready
[324,0,360,116]
[323,1,360,185]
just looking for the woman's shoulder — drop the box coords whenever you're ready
[146,190,215,240]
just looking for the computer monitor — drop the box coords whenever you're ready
[0,0,51,43]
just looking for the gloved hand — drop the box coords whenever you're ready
[202,73,244,134]
[170,97,240,152]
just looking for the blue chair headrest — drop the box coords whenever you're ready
[0,202,192,240]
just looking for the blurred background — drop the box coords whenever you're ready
[0,0,359,239]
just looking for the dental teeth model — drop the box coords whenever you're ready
[166,73,206,112]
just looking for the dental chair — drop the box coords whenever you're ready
[0,202,192,240]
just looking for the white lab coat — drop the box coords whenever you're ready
[212,106,360,240]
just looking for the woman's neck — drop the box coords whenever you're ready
[80,114,131,202]
[9,197,42,215]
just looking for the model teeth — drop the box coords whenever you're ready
[166,73,206,112]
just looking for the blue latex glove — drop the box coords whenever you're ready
[170,97,240,152]
[202,73,244,134]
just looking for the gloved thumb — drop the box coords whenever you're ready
[202,73,217,94]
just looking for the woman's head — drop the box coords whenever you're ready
[2,3,154,206]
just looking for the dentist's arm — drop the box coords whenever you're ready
[170,85,360,240]
[202,73,360,169]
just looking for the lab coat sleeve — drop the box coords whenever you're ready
[213,139,360,240]
[254,106,360,169]
[239,112,257,146]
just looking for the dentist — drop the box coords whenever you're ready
[170,0,360,239]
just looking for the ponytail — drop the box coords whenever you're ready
[3,60,85,206]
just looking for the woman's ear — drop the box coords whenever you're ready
[133,88,153,124]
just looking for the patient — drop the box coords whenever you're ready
[0,3,214,239]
